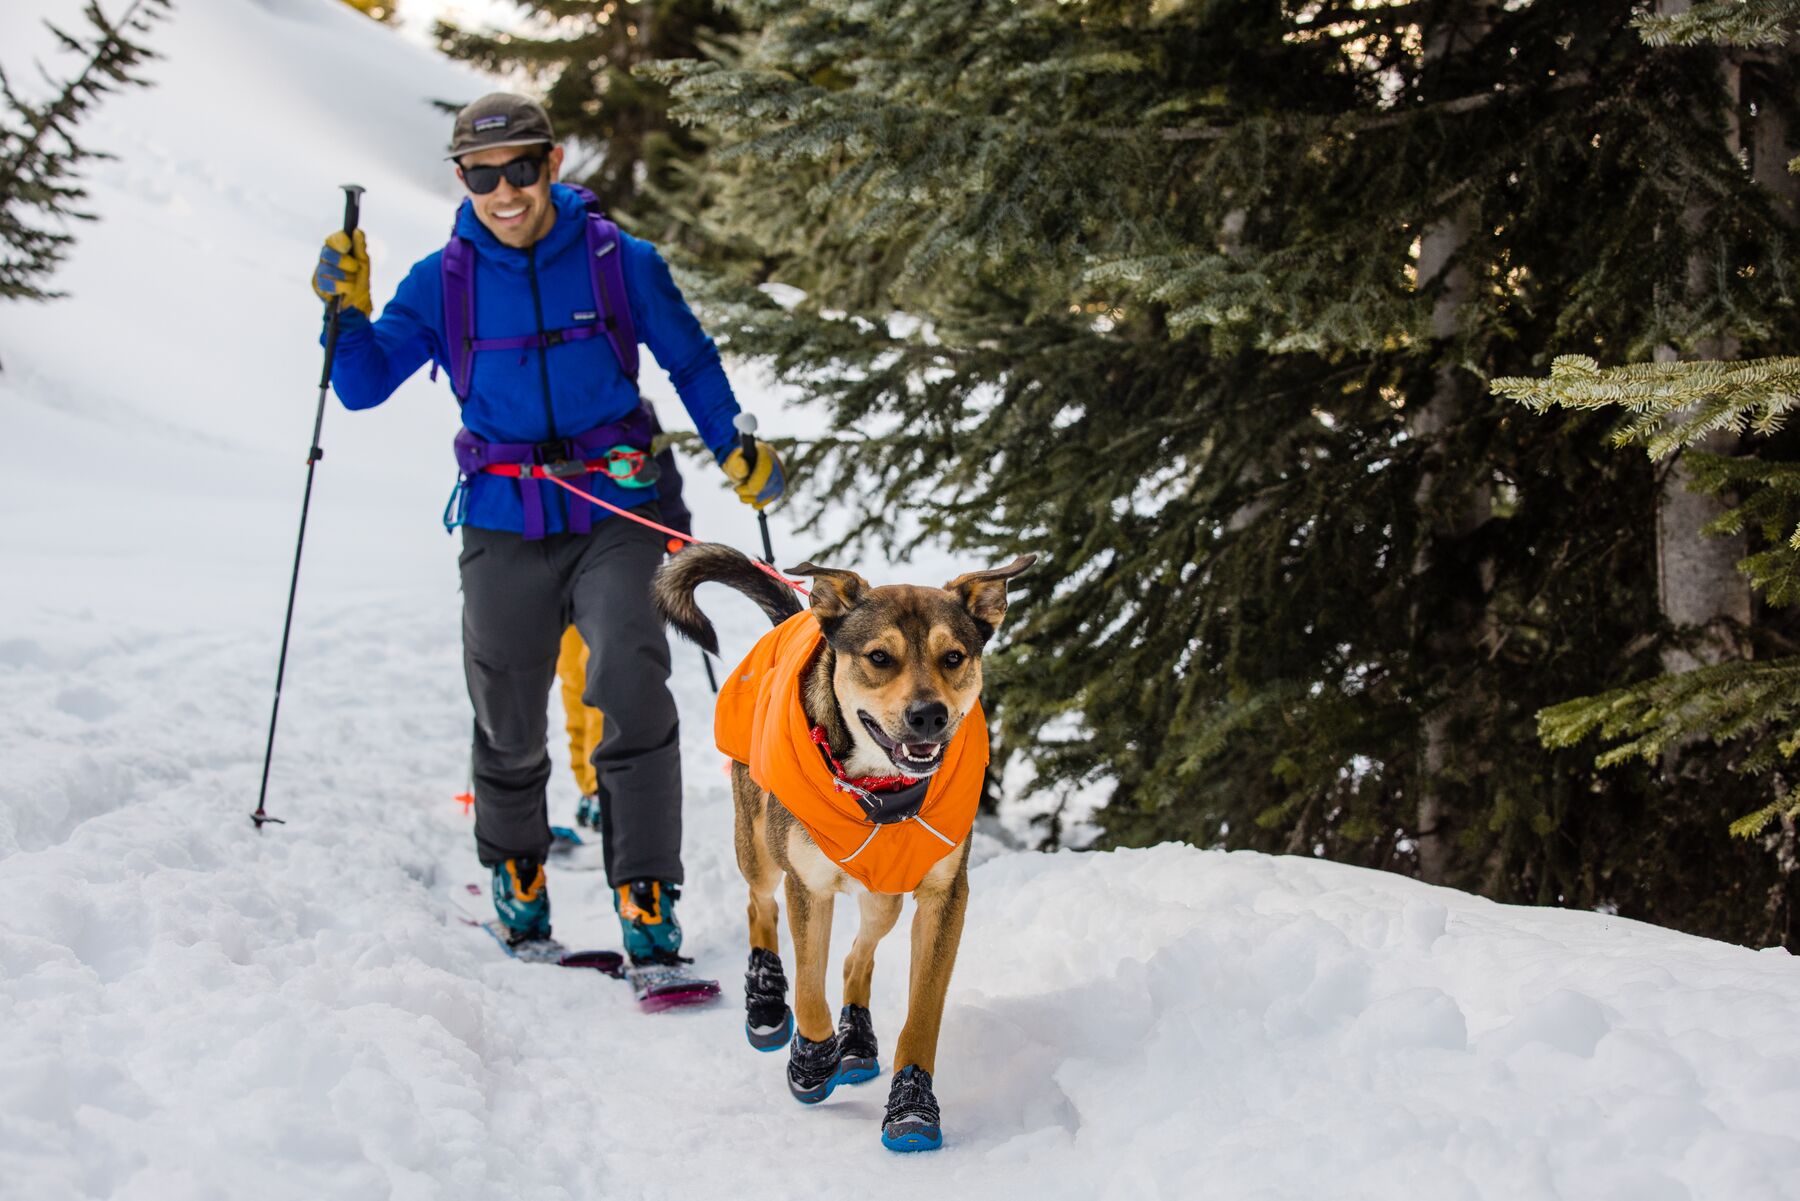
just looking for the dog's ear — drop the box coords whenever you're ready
[787,561,872,621]
[944,554,1036,636]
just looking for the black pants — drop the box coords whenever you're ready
[459,512,682,885]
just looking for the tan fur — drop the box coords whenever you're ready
[691,551,1033,1121]
[733,757,973,1066]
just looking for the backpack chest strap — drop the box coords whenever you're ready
[464,321,613,357]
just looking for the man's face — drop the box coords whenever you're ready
[457,143,564,249]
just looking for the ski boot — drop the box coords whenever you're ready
[575,792,600,830]
[614,880,683,962]
[744,948,793,1051]
[787,1029,842,1104]
[835,1004,880,1084]
[881,1065,943,1152]
[492,857,552,945]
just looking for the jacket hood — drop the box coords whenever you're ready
[452,182,588,269]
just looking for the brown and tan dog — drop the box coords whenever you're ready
[652,542,1033,1152]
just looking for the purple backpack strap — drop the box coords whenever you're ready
[583,212,638,383]
[441,235,477,402]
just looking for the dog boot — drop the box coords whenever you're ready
[881,1065,943,1152]
[787,1030,842,1104]
[835,1003,880,1083]
[492,857,552,944]
[745,947,793,1051]
[614,880,682,962]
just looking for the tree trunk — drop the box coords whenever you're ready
[1747,40,1800,948]
[1411,0,1495,886]
[1652,6,1753,677]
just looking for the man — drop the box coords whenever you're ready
[309,93,783,966]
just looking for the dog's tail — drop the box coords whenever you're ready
[652,542,804,656]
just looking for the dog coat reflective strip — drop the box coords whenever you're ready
[715,612,988,894]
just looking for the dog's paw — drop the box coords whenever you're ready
[881,1065,943,1152]
[787,1031,842,1104]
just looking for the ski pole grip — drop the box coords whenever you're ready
[340,183,365,236]
[733,411,759,475]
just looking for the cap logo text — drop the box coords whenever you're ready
[473,115,509,132]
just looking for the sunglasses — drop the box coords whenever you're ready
[460,153,547,195]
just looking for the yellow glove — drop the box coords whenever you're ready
[311,229,373,317]
[722,438,787,510]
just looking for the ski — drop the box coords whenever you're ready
[453,883,623,974]
[623,955,723,1012]
[454,883,719,1010]
[462,915,626,974]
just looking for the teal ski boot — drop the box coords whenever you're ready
[492,857,552,945]
[613,879,682,962]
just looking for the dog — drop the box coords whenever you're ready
[652,542,1034,1152]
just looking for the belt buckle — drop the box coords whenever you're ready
[534,441,584,479]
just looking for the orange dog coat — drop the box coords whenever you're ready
[715,612,988,893]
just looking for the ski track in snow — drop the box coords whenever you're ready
[3,0,1800,1196]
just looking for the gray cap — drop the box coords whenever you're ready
[447,92,555,161]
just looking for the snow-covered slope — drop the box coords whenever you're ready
[3,2,1799,1199]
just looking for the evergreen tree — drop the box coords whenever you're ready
[657,0,1800,943]
[435,0,735,236]
[0,0,171,305]
[1495,3,1800,944]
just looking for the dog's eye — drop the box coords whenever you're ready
[867,649,893,667]
[944,651,965,669]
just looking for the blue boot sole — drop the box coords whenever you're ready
[881,1126,943,1152]
[790,1058,882,1104]
[836,1056,880,1085]
[746,1010,793,1052]
[789,1071,839,1105]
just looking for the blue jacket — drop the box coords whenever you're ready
[328,184,740,535]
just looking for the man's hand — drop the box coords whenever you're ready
[311,230,373,317]
[722,438,786,510]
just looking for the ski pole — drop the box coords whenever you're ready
[253,183,365,831]
[733,412,777,565]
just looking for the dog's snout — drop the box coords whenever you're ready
[904,701,949,739]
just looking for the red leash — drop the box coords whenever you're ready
[539,472,810,596]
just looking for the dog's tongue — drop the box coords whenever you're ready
[900,742,937,761]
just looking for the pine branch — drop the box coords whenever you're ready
[1,0,170,302]
[1634,0,1800,47]
[1493,354,1800,459]
[1539,656,1800,836]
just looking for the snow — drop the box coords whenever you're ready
[3,1,1800,1199]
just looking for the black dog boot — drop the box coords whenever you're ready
[881,1065,943,1152]
[787,1029,842,1104]
[835,1004,880,1084]
[744,947,792,1051]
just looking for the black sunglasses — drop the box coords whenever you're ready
[460,153,547,195]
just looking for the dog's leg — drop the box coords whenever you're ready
[892,851,971,1078]
[783,872,837,1043]
[731,764,781,953]
[735,764,792,1051]
[843,891,903,1010]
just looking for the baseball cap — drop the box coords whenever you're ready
[447,93,555,161]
